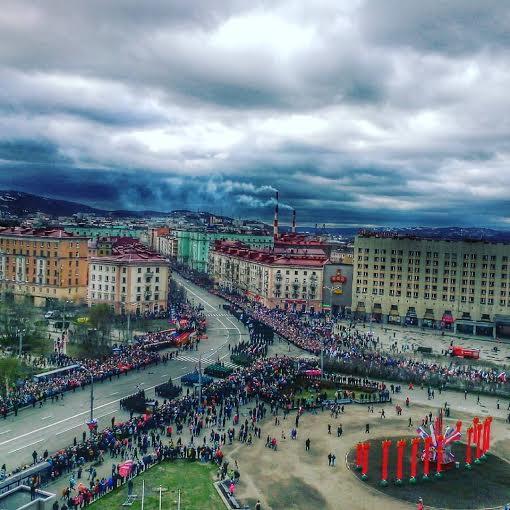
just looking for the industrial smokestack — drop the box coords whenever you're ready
[292,209,296,234]
[273,190,279,241]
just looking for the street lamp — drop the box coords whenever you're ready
[125,302,137,344]
[79,365,94,433]
[17,328,25,357]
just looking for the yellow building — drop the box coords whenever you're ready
[0,227,89,306]
[353,232,510,338]
[88,248,170,315]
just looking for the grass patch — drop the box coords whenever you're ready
[89,462,224,510]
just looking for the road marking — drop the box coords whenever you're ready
[178,279,242,356]
[0,381,159,447]
[161,374,169,377]
[0,430,11,435]
[0,282,236,449]
[56,424,84,436]
[41,415,53,420]
[109,392,119,396]
[96,410,116,419]
[8,438,45,454]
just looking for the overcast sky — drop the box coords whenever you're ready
[0,1,509,227]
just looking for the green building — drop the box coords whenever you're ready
[176,230,273,273]
[63,225,146,239]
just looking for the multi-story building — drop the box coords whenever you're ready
[0,227,89,305]
[64,225,146,240]
[157,234,178,259]
[88,246,170,315]
[176,229,273,272]
[352,231,510,338]
[209,240,326,312]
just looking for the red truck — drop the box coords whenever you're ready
[448,346,480,359]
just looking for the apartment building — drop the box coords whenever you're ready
[209,240,326,312]
[88,248,170,314]
[0,227,89,305]
[176,229,273,273]
[353,232,510,338]
[157,234,178,259]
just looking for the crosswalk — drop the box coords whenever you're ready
[204,312,231,318]
[176,354,238,370]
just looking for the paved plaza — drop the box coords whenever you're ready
[226,390,510,510]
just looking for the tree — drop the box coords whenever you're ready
[88,304,113,344]
[0,295,45,353]
[0,357,22,396]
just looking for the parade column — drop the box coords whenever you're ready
[435,435,444,479]
[474,422,483,464]
[396,439,406,485]
[465,427,473,469]
[410,437,420,483]
[361,442,370,481]
[355,443,363,471]
[380,440,391,486]
[422,436,432,481]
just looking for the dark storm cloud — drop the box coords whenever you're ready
[0,1,509,227]
[359,1,510,56]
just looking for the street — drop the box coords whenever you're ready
[0,274,249,467]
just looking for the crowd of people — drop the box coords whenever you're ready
[0,304,207,418]
[5,356,300,497]
[0,345,163,418]
[217,290,510,394]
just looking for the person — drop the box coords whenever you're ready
[32,450,38,465]
[255,501,261,510]
[337,425,343,437]
[328,424,331,434]
[417,497,424,510]
[328,453,332,466]
[365,423,370,434]
[305,438,311,451]
[128,479,133,496]
[408,417,413,427]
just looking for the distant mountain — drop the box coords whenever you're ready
[307,225,510,243]
[0,190,234,220]
[370,226,510,242]
[0,190,176,218]
[0,190,108,217]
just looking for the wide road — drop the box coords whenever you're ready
[0,274,249,468]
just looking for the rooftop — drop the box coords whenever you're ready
[357,229,510,245]
[0,227,87,239]
[212,240,327,267]
[91,239,167,264]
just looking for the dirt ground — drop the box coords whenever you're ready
[225,401,510,510]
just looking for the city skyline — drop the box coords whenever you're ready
[1,1,510,227]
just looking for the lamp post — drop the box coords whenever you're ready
[17,328,25,357]
[79,365,94,432]
[125,302,137,344]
